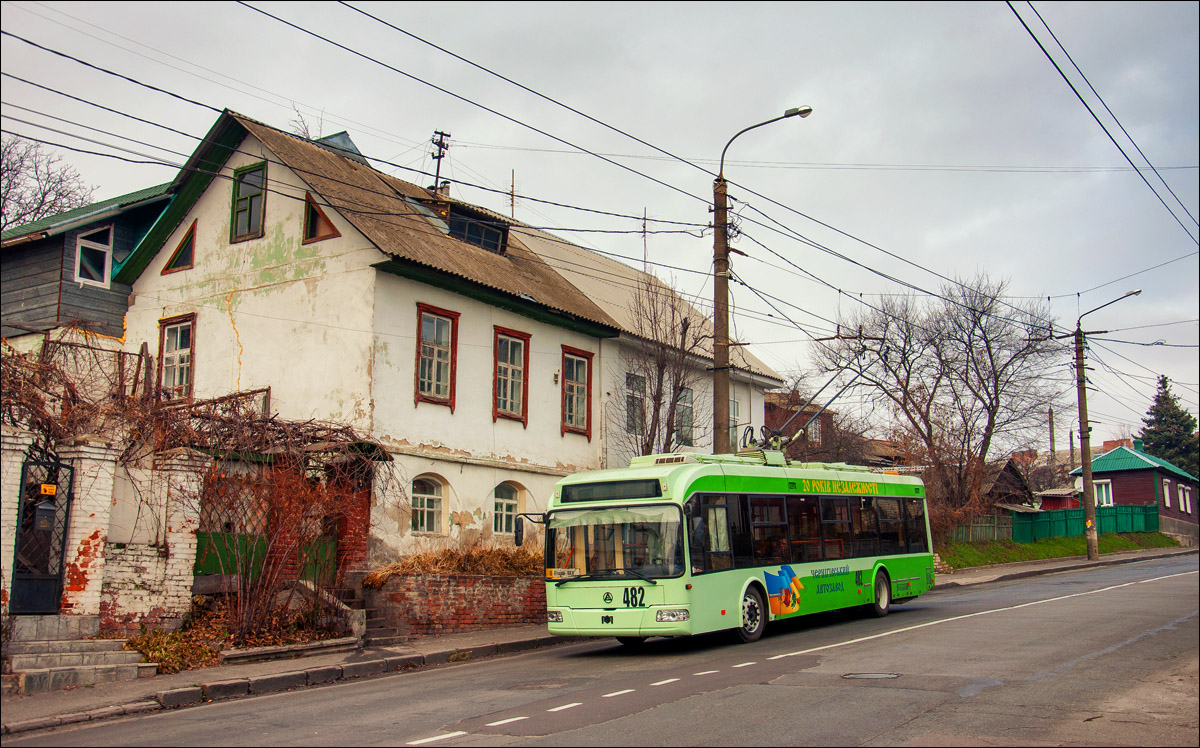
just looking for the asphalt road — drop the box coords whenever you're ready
[9,555,1198,747]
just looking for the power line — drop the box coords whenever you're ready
[1006,2,1199,245]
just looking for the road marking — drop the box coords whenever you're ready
[693,670,719,676]
[486,717,529,727]
[767,571,1199,661]
[650,678,680,686]
[732,661,756,668]
[407,732,467,745]
[603,689,636,698]
[547,702,582,712]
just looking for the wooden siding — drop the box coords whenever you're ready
[1,236,64,337]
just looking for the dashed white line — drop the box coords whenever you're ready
[693,670,719,676]
[547,702,582,712]
[603,689,636,698]
[486,717,529,727]
[650,678,680,686]
[406,732,468,745]
[732,661,756,668]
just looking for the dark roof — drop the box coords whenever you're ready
[2,183,172,245]
[1069,445,1197,482]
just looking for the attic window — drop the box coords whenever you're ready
[230,161,266,242]
[448,209,505,253]
[163,220,196,274]
[302,193,340,244]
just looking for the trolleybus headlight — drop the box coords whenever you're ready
[547,611,563,623]
[655,609,690,622]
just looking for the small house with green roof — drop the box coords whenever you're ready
[1,183,172,339]
[1070,440,1197,535]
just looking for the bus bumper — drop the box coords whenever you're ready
[547,607,693,638]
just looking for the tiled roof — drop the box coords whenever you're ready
[1069,445,1197,482]
[2,183,171,243]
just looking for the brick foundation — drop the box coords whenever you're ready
[365,574,546,637]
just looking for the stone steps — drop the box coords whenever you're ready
[3,614,160,695]
[8,646,146,671]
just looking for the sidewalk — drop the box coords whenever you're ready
[3,546,1196,736]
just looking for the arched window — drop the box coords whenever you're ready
[412,477,443,534]
[493,483,519,535]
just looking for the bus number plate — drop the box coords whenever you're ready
[622,587,645,608]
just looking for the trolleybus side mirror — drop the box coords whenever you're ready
[514,516,525,547]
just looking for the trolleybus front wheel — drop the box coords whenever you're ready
[735,586,766,643]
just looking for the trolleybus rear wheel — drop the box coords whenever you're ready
[870,569,891,617]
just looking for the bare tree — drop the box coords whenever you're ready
[764,372,875,464]
[612,276,711,460]
[289,104,326,140]
[1,135,95,232]
[816,275,1068,539]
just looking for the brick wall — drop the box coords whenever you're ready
[366,574,546,637]
[99,544,190,636]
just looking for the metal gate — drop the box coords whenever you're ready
[10,460,74,615]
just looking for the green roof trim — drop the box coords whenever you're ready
[2,182,172,243]
[372,258,621,340]
[1070,445,1197,482]
[114,116,247,284]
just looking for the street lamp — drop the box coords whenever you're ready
[712,106,812,454]
[1074,288,1141,560]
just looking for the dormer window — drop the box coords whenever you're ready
[447,209,505,253]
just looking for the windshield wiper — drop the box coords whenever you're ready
[555,568,659,586]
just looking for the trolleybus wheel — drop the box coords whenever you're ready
[736,586,766,643]
[870,569,891,617]
[616,636,646,648]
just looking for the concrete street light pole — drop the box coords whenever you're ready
[1074,288,1141,560]
[712,106,812,454]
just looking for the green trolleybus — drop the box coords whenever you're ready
[519,450,933,645]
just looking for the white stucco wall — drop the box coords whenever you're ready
[125,135,382,430]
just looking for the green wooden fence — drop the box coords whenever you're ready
[1011,505,1159,543]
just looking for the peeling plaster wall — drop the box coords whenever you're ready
[125,135,381,430]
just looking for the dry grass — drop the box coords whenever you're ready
[362,546,545,588]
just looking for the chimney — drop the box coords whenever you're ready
[438,180,451,198]
[1133,438,1144,452]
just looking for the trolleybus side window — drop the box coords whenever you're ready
[749,496,788,565]
[876,498,906,555]
[904,497,928,553]
[698,495,733,572]
[786,495,823,562]
[850,497,880,558]
[820,497,851,559]
[728,495,755,569]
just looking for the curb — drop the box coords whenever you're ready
[1,634,575,736]
[932,547,1197,589]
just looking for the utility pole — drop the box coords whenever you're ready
[711,107,812,454]
[1067,289,1141,561]
[430,130,451,193]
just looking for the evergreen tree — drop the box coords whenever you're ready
[1139,375,1199,478]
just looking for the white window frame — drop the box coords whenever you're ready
[159,315,195,400]
[74,225,114,288]
[418,309,455,402]
[626,372,646,435]
[808,417,822,445]
[411,477,444,534]
[729,398,741,451]
[676,387,694,447]
[1177,484,1186,514]
[1094,480,1113,507]
[495,331,527,420]
[493,483,519,535]
[1164,479,1171,508]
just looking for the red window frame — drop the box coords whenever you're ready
[301,192,341,244]
[560,345,593,440]
[493,326,531,426]
[414,303,460,412]
[157,312,197,401]
[162,219,197,275]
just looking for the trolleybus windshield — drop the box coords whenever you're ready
[547,505,684,583]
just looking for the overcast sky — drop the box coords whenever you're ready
[3,1,1197,451]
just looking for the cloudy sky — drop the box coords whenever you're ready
[3,1,1197,450]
